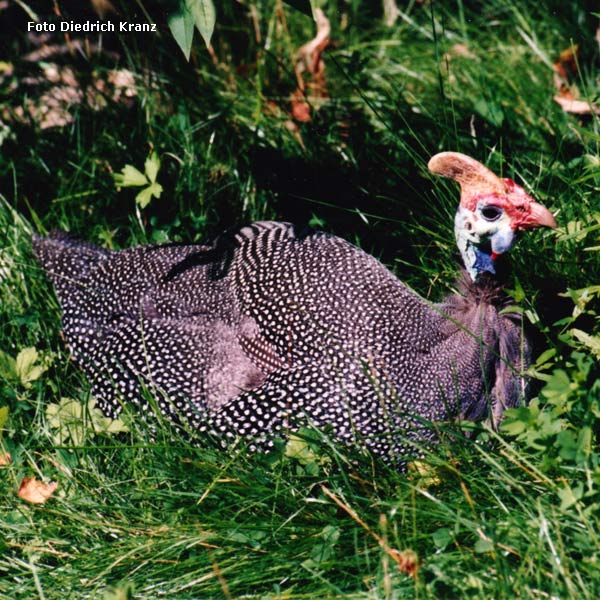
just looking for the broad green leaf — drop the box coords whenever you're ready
[310,525,340,564]
[570,328,600,357]
[474,538,494,553]
[144,153,161,184]
[473,99,504,127]
[0,349,16,381]
[556,429,577,461]
[47,397,86,445]
[408,460,442,488]
[432,527,452,550]
[167,3,195,60]
[576,426,593,461]
[558,482,584,511]
[88,399,129,435]
[114,165,148,188]
[534,348,557,368]
[0,406,8,430]
[46,398,129,446]
[135,182,163,209]
[541,369,574,405]
[285,433,319,465]
[189,0,216,49]
[15,347,47,387]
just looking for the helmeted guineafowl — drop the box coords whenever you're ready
[32,152,556,462]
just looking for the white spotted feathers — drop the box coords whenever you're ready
[33,220,529,462]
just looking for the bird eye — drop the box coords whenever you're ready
[480,206,503,221]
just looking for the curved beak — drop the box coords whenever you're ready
[517,201,557,230]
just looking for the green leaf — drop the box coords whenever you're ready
[310,525,340,564]
[167,3,195,60]
[135,182,163,209]
[0,349,16,381]
[558,482,584,511]
[576,426,593,462]
[570,328,600,357]
[474,538,494,553]
[555,429,577,461]
[473,98,504,127]
[144,153,161,184]
[46,398,129,446]
[0,406,8,430]
[285,433,319,465]
[432,527,452,550]
[534,348,557,368]
[46,397,86,445]
[541,369,574,406]
[114,165,148,188]
[189,0,216,49]
[15,347,47,388]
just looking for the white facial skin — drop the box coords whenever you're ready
[455,202,517,281]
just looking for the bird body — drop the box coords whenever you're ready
[33,153,556,462]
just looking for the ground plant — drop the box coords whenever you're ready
[0,0,599,598]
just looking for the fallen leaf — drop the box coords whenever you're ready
[554,94,600,115]
[18,477,58,504]
[388,547,419,576]
[291,8,331,123]
[0,451,11,466]
[553,45,579,82]
[320,485,419,577]
[382,0,399,27]
[445,43,476,60]
[552,43,600,115]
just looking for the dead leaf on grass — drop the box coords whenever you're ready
[553,41,600,115]
[0,451,11,466]
[388,547,419,576]
[18,477,58,504]
[553,93,600,115]
[320,485,419,577]
[291,8,331,123]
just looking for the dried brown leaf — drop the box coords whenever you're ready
[552,44,599,114]
[291,8,330,123]
[321,485,419,577]
[18,477,58,504]
[388,547,419,576]
[554,94,600,115]
[553,45,580,82]
[0,451,11,466]
[447,43,475,60]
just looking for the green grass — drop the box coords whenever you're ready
[1,0,600,598]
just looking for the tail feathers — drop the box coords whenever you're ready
[32,231,111,285]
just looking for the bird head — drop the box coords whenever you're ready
[428,152,557,281]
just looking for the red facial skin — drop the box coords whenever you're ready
[462,179,557,231]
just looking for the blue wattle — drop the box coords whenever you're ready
[473,248,495,276]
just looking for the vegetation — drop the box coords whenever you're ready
[1,0,599,597]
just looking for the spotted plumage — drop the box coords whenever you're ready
[32,153,556,463]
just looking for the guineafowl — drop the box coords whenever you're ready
[32,152,556,462]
